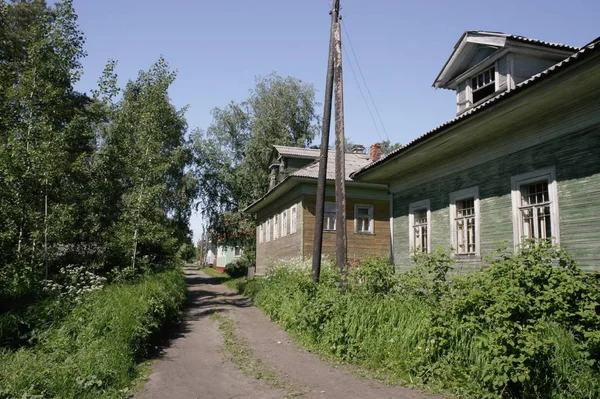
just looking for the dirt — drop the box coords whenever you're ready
[136,266,446,399]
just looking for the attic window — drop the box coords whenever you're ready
[471,66,495,103]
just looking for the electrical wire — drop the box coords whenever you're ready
[341,19,390,141]
[341,39,383,142]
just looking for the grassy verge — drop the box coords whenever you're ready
[0,269,187,399]
[240,249,600,399]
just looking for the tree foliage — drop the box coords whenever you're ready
[0,0,196,302]
[192,73,320,250]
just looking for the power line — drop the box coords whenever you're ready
[341,19,390,141]
[341,39,383,142]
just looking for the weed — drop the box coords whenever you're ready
[210,312,304,397]
[0,269,187,399]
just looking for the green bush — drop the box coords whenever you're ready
[0,269,187,399]
[241,247,600,399]
[427,243,600,398]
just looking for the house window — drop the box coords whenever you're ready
[471,66,495,103]
[266,219,271,242]
[354,204,374,234]
[234,247,241,258]
[450,187,480,257]
[409,200,430,253]
[281,209,288,237]
[273,214,279,240]
[324,202,336,231]
[511,167,559,246]
[259,223,263,244]
[290,204,298,234]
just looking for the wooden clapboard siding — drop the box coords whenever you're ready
[302,195,390,262]
[393,124,600,272]
[255,197,303,275]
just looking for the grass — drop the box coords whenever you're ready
[240,254,600,399]
[210,312,304,397]
[199,267,245,290]
[0,269,187,399]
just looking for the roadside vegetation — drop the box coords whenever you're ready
[241,244,600,399]
[0,269,187,398]
[1,2,192,398]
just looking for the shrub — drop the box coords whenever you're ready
[422,242,600,398]
[242,246,600,399]
[0,269,187,399]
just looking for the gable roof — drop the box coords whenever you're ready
[352,37,600,180]
[433,31,579,89]
[244,148,379,215]
[291,152,369,181]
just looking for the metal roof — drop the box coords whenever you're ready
[503,32,580,52]
[273,145,321,159]
[291,152,370,181]
[352,38,599,179]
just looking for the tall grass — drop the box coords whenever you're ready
[241,252,600,398]
[0,269,186,399]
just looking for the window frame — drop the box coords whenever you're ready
[281,209,288,237]
[265,218,271,242]
[408,199,431,254]
[259,222,264,244]
[290,204,298,234]
[354,204,374,234]
[273,214,279,240]
[324,201,336,231]
[449,186,481,259]
[511,166,560,248]
[234,247,241,258]
[470,66,496,103]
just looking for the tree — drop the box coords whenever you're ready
[192,73,320,250]
[98,57,197,271]
[380,139,402,156]
[0,0,95,297]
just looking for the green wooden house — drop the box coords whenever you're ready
[352,31,600,272]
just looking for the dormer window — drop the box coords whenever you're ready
[471,66,496,104]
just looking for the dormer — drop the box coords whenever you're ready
[433,31,578,115]
[268,146,321,190]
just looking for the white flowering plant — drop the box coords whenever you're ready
[42,264,107,302]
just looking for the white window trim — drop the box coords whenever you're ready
[234,247,241,258]
[324,201,336,231]
[290,204,298,234]
[273,214,279,240]
[449,186,481,258]
[265,219,271,242]
[259,223,263,244]
[354,204,374,234]
[281,209,288,237]
[408,199,431,254]
[510,166,560,249]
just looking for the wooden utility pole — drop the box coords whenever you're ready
[333,7,347,283]
[311,0,339,283]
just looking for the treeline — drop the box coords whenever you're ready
[0,0,196,303]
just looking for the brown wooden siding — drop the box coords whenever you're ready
[302,195,390,263]
[255,197,303,275]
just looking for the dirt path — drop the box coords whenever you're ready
[137,266,446,399]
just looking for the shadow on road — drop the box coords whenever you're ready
[147,268,250,360]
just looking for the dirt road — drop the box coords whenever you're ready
[137,266,445,399]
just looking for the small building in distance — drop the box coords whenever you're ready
[245,144,391,276]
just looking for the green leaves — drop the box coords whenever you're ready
[192,73,320,250]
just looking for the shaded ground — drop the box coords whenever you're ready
[137,266,446,399]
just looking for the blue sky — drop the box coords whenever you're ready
[72,0,600,242]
